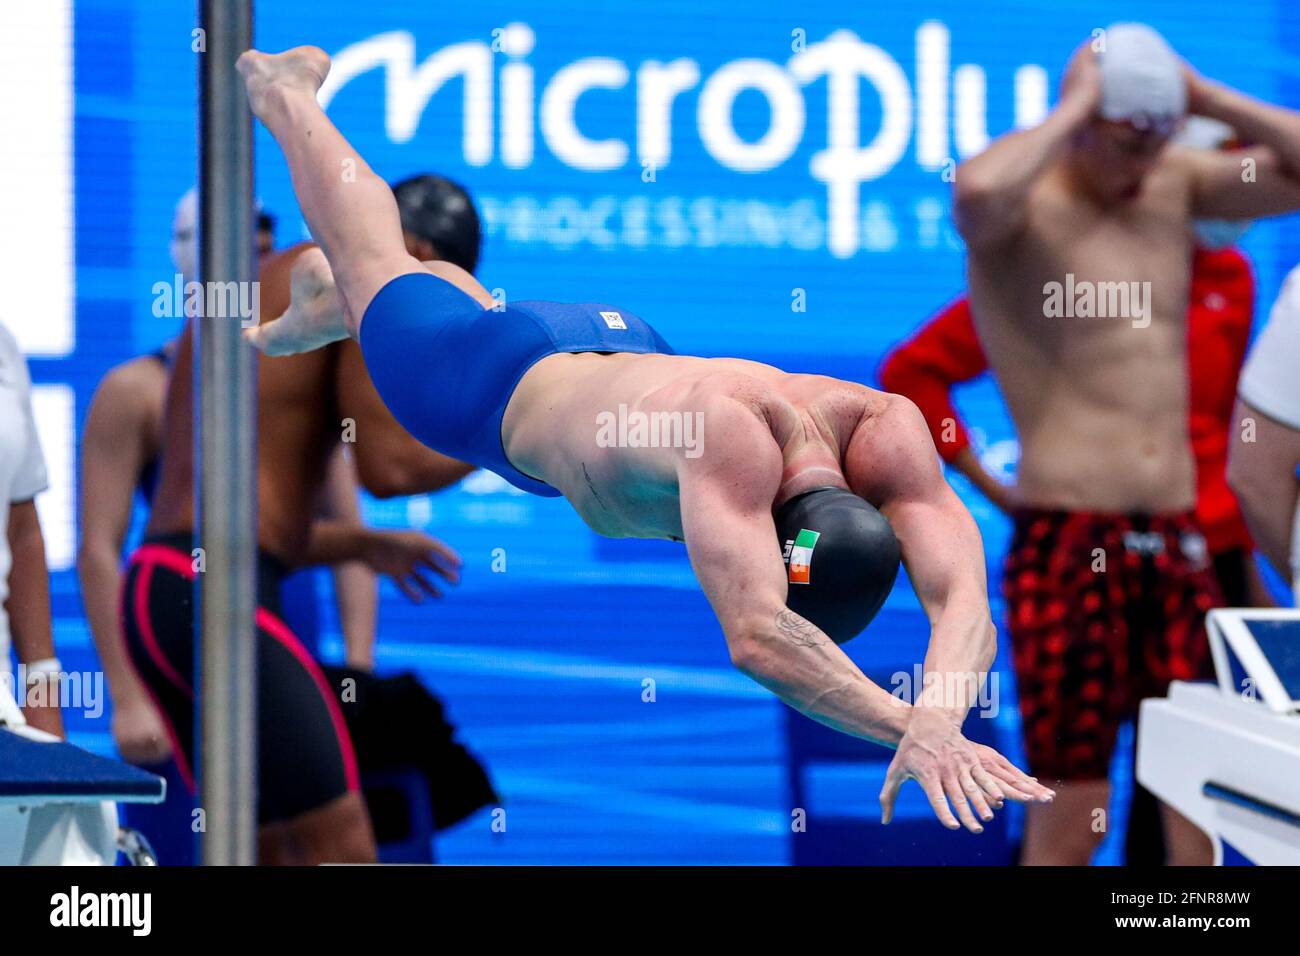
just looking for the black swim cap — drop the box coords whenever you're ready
[391,174,482,274]
[774,487,901,644]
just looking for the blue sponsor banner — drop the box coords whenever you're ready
[11,0,1295,861]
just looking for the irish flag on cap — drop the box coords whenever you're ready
[788,529,819,585]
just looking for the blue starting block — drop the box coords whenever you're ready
[0,727,165,865]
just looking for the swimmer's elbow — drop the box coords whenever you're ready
[76,539,116,576]
[975,618,998,674]
[952,168,1019,245]
[952,164,996,215]
[724,617,774,677]
[725,612,799,681]
[1226,446,1273,523]
[357,453,475,499]
[360,476,406,500]
[360,468,429,499]
[1225,450,1253,502]
[727,635,762,676]
[354,456,415,499]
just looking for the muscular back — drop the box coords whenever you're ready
[146,245,342,563]
[968,155,1199,513]
[503,351,896,538]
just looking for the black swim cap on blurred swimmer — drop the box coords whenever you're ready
[391,174,482,275]
[775,487,901,644]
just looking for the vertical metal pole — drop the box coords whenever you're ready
[197,0,257,866]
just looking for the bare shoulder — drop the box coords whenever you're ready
[869,391,928,431]
[843,394,940,501]
[797,373,891,415]
[80,354,170,457]
[90,355,168,414]
[676,387,784,505]
[849,392,932,456]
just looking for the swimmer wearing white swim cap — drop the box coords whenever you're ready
[952,23,1300,866]
[1096,22,1188,136]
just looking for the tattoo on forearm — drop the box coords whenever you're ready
[775,609,829,647]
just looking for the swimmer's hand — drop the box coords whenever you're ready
[112,692,173,765]
[245,246,351,356]
[360,529,462,603]
[22,699,65,740]
[1061,40,1103,114]
[879,709,1054,833]
[1180,60,1211,115]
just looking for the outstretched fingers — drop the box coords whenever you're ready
[920,772,963,831]
[982,749,1055,803]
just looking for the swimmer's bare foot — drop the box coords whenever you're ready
[236,46,330,119]
[245,247,350,356]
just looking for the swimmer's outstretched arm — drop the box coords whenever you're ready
[843,398,1059,825]
[849,399,996,722]
[679,399,1051,833]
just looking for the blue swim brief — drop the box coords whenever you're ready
[358,271,674,496]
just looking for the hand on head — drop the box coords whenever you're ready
[1094,23,1187,135]
[1061,40,1103,113]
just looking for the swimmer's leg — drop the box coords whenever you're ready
[237,47,423,336]
[278,791,378,866]
[1019,781,1108,865]
[1159,802,1214,866]
[247,246,493,357]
